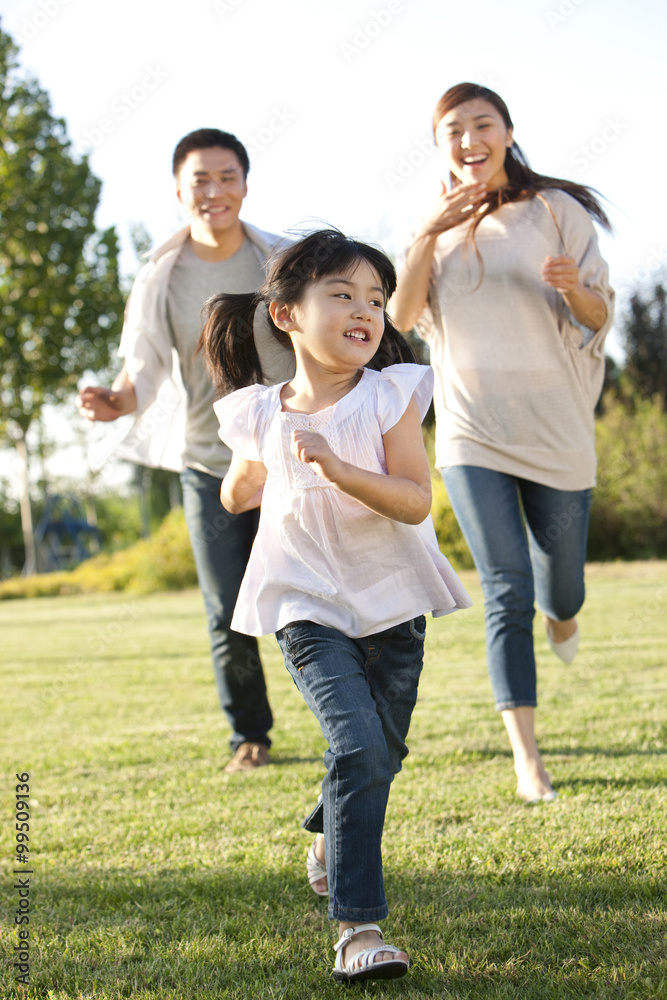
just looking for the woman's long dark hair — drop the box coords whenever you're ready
[432,82,613,238]
[197,228,417,394]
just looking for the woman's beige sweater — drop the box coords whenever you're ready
[412,189,614,490]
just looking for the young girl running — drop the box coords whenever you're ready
[198,229,471,984]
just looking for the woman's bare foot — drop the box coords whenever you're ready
[514,755,555,803]
[501,706,556,803]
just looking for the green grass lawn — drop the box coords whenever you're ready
[2,562,666,999]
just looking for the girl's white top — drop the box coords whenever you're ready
[214,363,472,638]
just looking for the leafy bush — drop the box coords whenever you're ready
[0,507,197,600]
[421,425,473,570]
[589,394,667,560]
[430,473,474,570]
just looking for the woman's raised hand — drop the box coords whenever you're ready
[390,181,488,332]
[418,181,488,237]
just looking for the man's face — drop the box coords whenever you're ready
[176,147,248,235]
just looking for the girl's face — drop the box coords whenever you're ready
[280,260,386,371]
[435,98,513,190]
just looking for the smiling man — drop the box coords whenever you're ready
[79,129,294,773]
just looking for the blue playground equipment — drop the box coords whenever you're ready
[33,494,101,572]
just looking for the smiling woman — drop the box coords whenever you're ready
[391,81,615,809]
[434,98,513,191]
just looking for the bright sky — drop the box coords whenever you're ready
[2,0,666,495]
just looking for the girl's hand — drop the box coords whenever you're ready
[290,400,431,524]
[418,181,487,237]
[541,255,581,294]
[291,429,344,482]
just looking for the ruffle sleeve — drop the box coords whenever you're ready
[213,384,270,461]
[375,363,434,434]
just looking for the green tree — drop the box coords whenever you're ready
[621,279,667,409]
[0,25,124,572]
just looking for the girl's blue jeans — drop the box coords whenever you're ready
[276,617,426,922]
[442,466,591,711]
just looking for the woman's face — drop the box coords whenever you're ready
[435,98,513,190]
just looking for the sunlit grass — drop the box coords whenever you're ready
[2,561,666,998]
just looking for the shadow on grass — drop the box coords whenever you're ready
[549,744,667,758]
[17,865,665,999]
[434,745,667,765]
[271,754,323,766]
[556,775,665,792]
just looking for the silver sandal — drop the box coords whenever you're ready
[306,838,328,897]
[332,922,409,983]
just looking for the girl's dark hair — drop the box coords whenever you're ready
[197,228,417,394]
[432,82,613,237]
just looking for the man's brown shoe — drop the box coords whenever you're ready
[223,742,271,774]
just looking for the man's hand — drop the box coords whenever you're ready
[77,386,126,423]
[77,366,138,422]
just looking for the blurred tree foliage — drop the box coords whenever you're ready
[0,24,125,568]
[0,26,124,439]
[620,280,667,409]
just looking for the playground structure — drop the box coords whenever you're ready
[32,494,100,574]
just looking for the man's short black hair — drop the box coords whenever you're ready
[172,129,250,179]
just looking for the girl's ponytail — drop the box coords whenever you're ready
[197,291,265,394]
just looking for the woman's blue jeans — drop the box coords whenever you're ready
[276,617,426,922]
[442,466,591,710]
[180,467,273,751]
